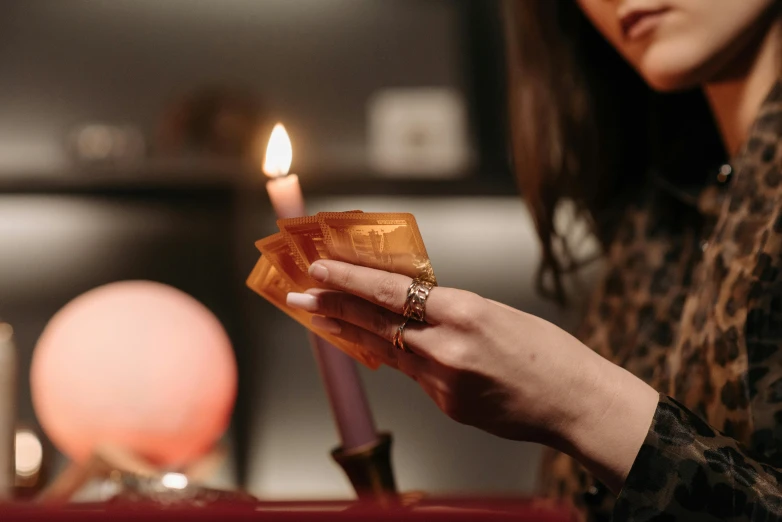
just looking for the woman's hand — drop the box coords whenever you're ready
[286,260,659,493]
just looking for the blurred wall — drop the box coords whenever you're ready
[0,0,467,174]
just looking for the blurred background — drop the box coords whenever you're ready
[0,0,595,501]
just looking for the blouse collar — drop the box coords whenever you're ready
[658,79,782,217]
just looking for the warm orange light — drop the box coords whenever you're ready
[263,123,293,178]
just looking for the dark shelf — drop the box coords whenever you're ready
[0,160,249,194]
[0,160,518,197]
[300,175,518,197]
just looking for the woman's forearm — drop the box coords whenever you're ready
[554,351,659,494]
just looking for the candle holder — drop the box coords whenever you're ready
[331,432,398,508]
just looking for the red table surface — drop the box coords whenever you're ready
[0,499,577,521]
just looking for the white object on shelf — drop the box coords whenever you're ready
[367,88,472,178]
[68,124,146,165]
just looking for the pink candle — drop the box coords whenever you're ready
[262,124,378,451]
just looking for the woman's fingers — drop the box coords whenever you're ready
[310,316,429,378]
[306,260,447,324]
[287,289,437,357]
[289,289,401,341]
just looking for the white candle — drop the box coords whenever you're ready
[266,174,305,220]
[262,123,378,451]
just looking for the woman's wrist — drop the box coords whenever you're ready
[554,350,659,494]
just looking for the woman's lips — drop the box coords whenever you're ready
[620,7,671,40]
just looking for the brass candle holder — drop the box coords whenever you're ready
[331,432,398,508]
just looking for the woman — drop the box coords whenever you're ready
[286,0,782,519]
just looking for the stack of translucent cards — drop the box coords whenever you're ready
[246,211,437,369]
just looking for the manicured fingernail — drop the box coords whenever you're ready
[309,263,328,283]
[312,315,341,334]
[286,292,319,312]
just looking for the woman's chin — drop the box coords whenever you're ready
[635,43,717,92]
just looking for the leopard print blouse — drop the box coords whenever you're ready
[540,81,782,521]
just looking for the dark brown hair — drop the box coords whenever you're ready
[503,1,725,304]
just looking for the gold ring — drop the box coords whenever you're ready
[392,318,412,353]
[403,278,434,322]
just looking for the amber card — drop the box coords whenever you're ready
[318,212,437,285]
[246,256,380,369]
[278,217,330,270]
[248,211,436,368]
[255,232,314,290]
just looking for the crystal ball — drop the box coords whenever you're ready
[31,281,237,467]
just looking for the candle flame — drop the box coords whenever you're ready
[263,123,292,178]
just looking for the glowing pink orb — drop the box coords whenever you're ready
[31,281,237,467]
